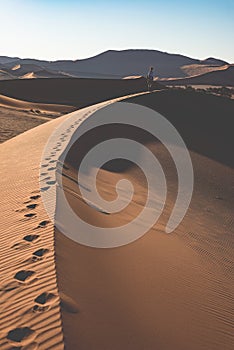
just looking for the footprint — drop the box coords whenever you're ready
[26,204,38,210]
[49,160,56,164]
[33,292,58,312]
[7,327,37,347]
[41,164,49,168]
[14,270,36,284]
[30,194,41,200]
[46,180,56,185]
[32,248,50,261]
[40,186,50,192]
[40,172,47,177]
[24,213,36,218]
[23,234,40,243]
[23,194,41,204]
[16,204,38,213]
[48,167,56,171]
[36,220,50,228]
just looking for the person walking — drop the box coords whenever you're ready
[146,66,154,91]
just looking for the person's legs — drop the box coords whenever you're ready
[147,79,150,91]
[149,79,153,91]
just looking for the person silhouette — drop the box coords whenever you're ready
[146,66,154,91]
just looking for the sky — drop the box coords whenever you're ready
[0,0,233,62]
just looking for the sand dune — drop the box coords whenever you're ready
[122,75,143,79]
[0,77,162,108]
[161,65,234,87]
[0,78,165,142]
[0,77,162,143]
[0,94,76,143]
[19,70,71,79]
[0,88,233,349]
[0,116,69,349]
[0,70,15,81]
[0,93,145,349]
[0,94,76,113]
[0,62,73,80]
[11,64,21,71]
[180,63,229,77]
[19,69,73,79]
[54,90,234,349]
[57,148,234,350]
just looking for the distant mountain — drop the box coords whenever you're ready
[45,50,229,78]
[0,49,231,82]
[0,56,19,65]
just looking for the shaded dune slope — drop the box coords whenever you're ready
[126,89,234,167]
[55,90,234,349]
[0,78,163,108]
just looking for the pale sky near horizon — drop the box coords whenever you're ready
[0,0,233,62]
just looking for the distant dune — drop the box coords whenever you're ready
[0,69,15,80]
[10,63,43,75]
[0,93,76,143]
[201,57,229,65]
[1,63,73,79]
[180,64,229,77]
[0,93,75,113]
[161,65,234,87]
[19,69,72,79]
[122,75,143,79]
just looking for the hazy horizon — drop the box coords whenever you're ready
[0,48,233,64]
[0,0,234,63]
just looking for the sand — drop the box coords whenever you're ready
[0,94,76,143]
[54,92,234,350]
[0,117,67,349]
[0,92,147,349]
[160,65,234,87]
[0,85,233,349]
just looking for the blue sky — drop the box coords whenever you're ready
[0,0,233,62]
